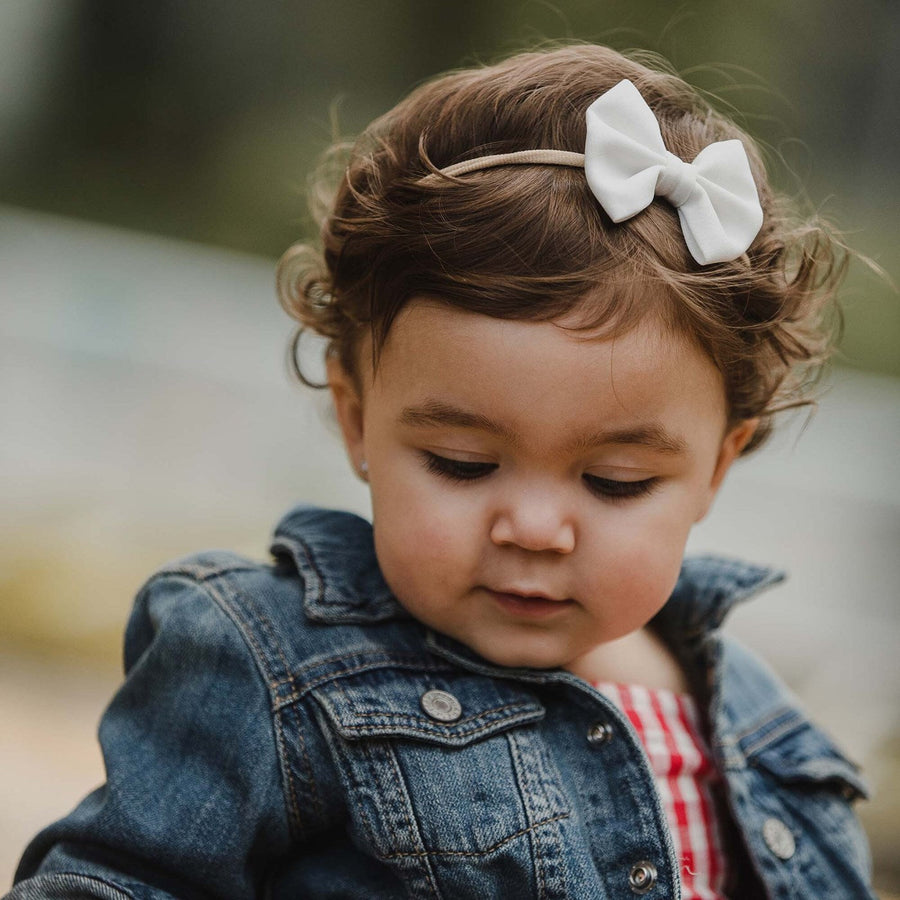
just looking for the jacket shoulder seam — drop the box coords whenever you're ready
[142,553,263,586]
[138,562,314,842]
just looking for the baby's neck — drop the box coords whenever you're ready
[564,627,689,694]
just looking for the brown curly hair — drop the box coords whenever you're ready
[278,44,846,452]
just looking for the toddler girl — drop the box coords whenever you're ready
[10,44,874,899]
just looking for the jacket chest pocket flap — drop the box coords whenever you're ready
[309,668,556,859]
[741,709,868,800]
[735,710,873,889]
[312,666,545,746]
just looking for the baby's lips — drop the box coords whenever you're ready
[487,586,575,603]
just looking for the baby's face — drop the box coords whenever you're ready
[330,299,753,670]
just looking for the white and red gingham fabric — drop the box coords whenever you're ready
[595,682,727,899]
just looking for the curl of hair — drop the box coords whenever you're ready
[278,44,847,453]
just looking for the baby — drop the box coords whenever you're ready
[9,44,874,899]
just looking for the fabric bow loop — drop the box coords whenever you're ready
[584,79,763,265]
[657,152,697,207]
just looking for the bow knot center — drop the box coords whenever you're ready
[656,152,697,208]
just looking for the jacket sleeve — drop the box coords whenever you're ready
[7,569,295,900]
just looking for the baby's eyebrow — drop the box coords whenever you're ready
[568,424,687,456]
[398,401,519,445]
[399,402,685,455]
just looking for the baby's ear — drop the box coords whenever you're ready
[327,357,368,481]
[695,418,759,522]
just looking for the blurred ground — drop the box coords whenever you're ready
[1,205,898,893]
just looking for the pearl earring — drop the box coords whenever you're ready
[359,460,369,476]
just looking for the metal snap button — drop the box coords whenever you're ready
[762,817,796,860]
[628,860,658,894]
[420,689,462,722]
[587,721,614,746]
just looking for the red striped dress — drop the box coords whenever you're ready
[595,682,728,899]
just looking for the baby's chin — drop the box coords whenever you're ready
[462,631,581,672]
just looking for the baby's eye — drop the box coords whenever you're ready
[583,473,659,501]
[421,451,497,482]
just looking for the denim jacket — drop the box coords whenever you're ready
[10,505,874,900]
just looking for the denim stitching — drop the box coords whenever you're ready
[348,701,537,721]
[275,651,449,685]
[736,709,802,755]
[208,578,308,836]
[165,572,308,842]
[378,813,570,860]
[289,535,329,605]
[287,532,396,610]
[732,705,796,741]
[272,659,456,710]
[147,560,258,585]
[334,710,542,740]
[333,676,436,894]
[507,730,548,899]
[272,706,305,838]
[240,598,294,684]
[7,872,137,899]
[381,734,443,897]
[337,673,413,846]
[214,589,280,697]
[315,704,381,847]
[211,569,295,681]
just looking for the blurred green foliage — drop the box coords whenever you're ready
[1,0,896,374]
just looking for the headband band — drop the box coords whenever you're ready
[422,79,764,266]
[434,149,585,178]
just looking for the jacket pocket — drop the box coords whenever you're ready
[309,665,567,867]
[741,708,868,800]
[732,709,874,897]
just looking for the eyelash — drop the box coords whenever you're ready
[421,452,497,482]
[582,473,659,501]
[421,452,659,500]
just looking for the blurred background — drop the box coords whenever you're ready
[1,0,898,893]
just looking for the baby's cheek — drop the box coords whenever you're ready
[612,562,674,614]
[373,509,459,595]
[393,511,458,566]
[597,526,686,610]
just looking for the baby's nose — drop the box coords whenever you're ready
[489,494,576,554]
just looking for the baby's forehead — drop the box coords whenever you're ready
[371,300,726,406]
[373,286,707,367]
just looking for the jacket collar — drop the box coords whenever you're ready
[652,554,785,644]
[270,504,783,636]
[271,505,409,623]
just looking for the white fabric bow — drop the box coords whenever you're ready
[584,80,763,265]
